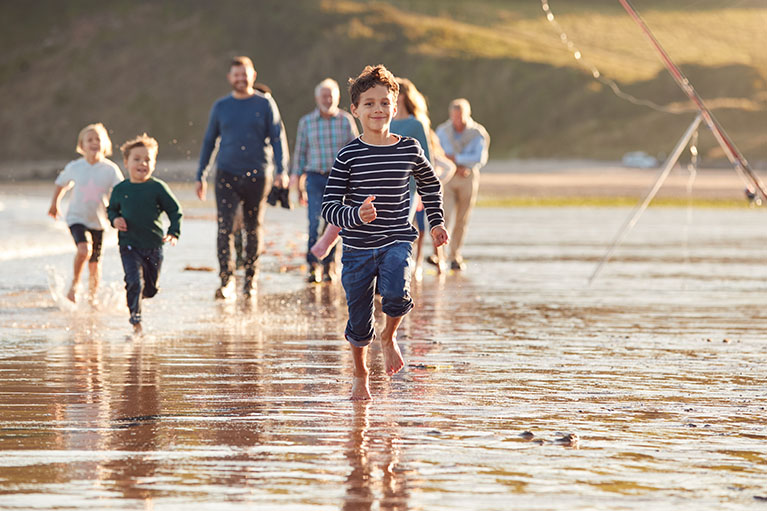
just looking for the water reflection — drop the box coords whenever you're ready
[344,402,374,510]
[2,205,767,509]
[103,339,161,502]
[47,316,114,491]
[343,401,409,511]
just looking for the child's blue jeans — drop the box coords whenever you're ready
[341,242,414,347]
[120,245,163,325]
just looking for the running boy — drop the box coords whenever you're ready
[321,65,449,400]
[48,123,123,303]
[107,134,182,335]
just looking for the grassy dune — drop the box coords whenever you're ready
[1,0,765,173]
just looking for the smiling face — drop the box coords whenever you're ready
[124,145,156,183]
[80,129,104,160]
[228,64,255,95]
[350,84,397,135]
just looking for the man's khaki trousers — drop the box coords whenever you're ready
[442,168,479,264]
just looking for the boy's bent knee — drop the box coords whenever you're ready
[345,326,375,348]
[345,335,374,348]
[381,296,414,318]
[76,243,91,258]
[123,273,141,289]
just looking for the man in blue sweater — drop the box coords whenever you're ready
[196,56,289,299]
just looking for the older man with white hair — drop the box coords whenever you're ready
[289,78,358,283]
[435,98,490,271]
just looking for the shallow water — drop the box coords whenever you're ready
[0,185,766,510]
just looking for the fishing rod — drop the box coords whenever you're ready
[589,113,702,284]
[617,0,767,204]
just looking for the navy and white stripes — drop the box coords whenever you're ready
[321,136,444,250]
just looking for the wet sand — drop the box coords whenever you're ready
[1,180,766,510]
[3,158,757,200]
[479,160,756,201]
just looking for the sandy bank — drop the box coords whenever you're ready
[1,159,762,201]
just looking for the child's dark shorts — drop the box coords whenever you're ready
[68,224,104,263]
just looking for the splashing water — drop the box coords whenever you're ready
[2,184,767,509]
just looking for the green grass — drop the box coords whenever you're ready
[1,0,765,168]
[338,0,767,83]
[477,196,754,208]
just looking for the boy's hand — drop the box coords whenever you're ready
[47,204,59,220]
[163,234,178,246]
[431,225,449,247]
[113,217,128,231]
[359,195,377,223]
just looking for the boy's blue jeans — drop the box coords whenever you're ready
[120,245,163,325]
[305,172,336,265]
[341,242,414,347]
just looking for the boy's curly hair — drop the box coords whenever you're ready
[120,133,159,160]
[348,64,399,107]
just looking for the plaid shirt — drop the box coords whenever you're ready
[291,108,358,175]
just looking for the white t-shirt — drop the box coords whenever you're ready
[55,157,124,230]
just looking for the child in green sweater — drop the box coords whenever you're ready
[107,134,182,335]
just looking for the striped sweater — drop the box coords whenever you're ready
[321,136,444,250]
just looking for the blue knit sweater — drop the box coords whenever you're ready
[197,92,289,181]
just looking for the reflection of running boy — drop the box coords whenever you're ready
[48,123,123,303]
[107,134,182,335]
[321,65,449,400]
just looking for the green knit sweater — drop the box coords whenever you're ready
[107,177,182,248]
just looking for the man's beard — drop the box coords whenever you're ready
[232,81,249,92]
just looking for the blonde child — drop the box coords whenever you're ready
[48,123,123,303]
[107,134,182,335]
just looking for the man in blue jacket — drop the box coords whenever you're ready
[196,56,289,299]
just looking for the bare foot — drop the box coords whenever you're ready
[381,335,405,376]
[350,375,371,401]
[133,323,143,336]
[66,285,77,303]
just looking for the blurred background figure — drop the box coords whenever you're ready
[435,98,489,271]
[48,123,123,304]
[290,78,358,283]
[196,57,289,299]
[391,77,454,278]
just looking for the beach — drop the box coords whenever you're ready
[0,173,766,510]
[2,158,757,201]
